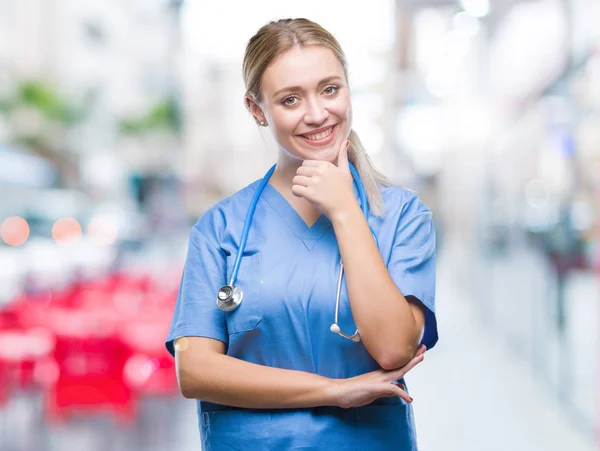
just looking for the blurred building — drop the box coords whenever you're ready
[0,1,598,449]
[0,0,184,201]
[392,0,600,436]
[179,58,273,216]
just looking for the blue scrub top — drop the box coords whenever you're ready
[166,179,437,451]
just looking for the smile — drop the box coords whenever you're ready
[298,125,337,146]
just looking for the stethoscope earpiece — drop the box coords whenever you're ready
[216,285,243,312]
[330,324,340,334]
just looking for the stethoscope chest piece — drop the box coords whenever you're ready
[216,285,243,312]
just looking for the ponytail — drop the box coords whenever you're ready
[347,130,392,217]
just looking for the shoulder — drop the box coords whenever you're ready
[191,179,262,246]
[379,185,435,246]
[380,184,433,220]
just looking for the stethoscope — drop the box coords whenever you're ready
[216,162,378,343]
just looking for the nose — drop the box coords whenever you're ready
[303,97,329,125]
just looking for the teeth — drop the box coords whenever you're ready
[304,126,333,141]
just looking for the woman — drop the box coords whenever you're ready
[166,18,437,450]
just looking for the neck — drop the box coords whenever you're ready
[269,154,302,190]
[269,152,340,189]
[268,153,322,225]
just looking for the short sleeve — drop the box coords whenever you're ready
[165,225,228,357]
[388,197,438,350]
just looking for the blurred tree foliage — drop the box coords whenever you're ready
[0,98,10,114]
[0,80,88,184]
[18,81,84,124]
[119,96,181,135]
[0,80,86,126]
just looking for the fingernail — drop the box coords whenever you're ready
[409,396,414,402]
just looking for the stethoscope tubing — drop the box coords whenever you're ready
[224,161,378,342]
[231,161,373,285]
[229,164,276,286]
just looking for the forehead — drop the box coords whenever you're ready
[261,45,344,94]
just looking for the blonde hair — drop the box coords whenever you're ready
[243,18,392,217]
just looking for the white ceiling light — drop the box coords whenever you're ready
[459,0,490,18]
[453,11,480,37]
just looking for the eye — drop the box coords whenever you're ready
[282,96,298,106]
[323,85,339,95]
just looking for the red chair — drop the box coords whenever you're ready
[0,326,56,417]
[44,308,136,426]
[121,313,178,396]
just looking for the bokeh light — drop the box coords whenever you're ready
[52,217,82,244]
[0,2,597,450]
[87,215,118,246]
[459,0,490,18]
[525,179,551,209]
[1,216,30,246]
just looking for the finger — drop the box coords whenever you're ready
[399,353,425,375]
[391,379,406,389]
[291,184,310,198]
[384,384,413,403]
[296,166,319,177]
[292,175,312,187]
[302,160,325,167]
[415,345,427,358]
[396,386,413,403]
[383,353,424,382]
[336,140,350,172]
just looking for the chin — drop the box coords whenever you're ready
[294,141,342,162]
[301,148,337,163]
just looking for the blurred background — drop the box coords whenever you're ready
[0,0,598,450]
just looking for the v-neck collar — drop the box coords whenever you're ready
[256,181,332,251]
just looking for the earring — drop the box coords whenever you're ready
[258,120,266,127]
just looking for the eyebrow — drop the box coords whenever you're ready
[272,76,343,98]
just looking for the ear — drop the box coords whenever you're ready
[245,95,266,125]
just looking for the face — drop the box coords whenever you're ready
[250,45,352,164]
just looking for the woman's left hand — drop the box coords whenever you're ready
[292,140,357,219]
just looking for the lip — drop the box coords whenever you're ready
[299,124,336,136]
[297,124,338,147]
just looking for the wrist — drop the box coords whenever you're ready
[324,378,344,408]
[329,200,362,227]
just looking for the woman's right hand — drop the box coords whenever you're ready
[330,345,426,408]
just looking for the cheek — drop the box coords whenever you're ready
[345,108,353,131]
[344,102,353,132]
[272,122,293,144]
[334,102,352,135]
[340,96,352,120]
[271,112,300,140]
[330,95,351,122]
